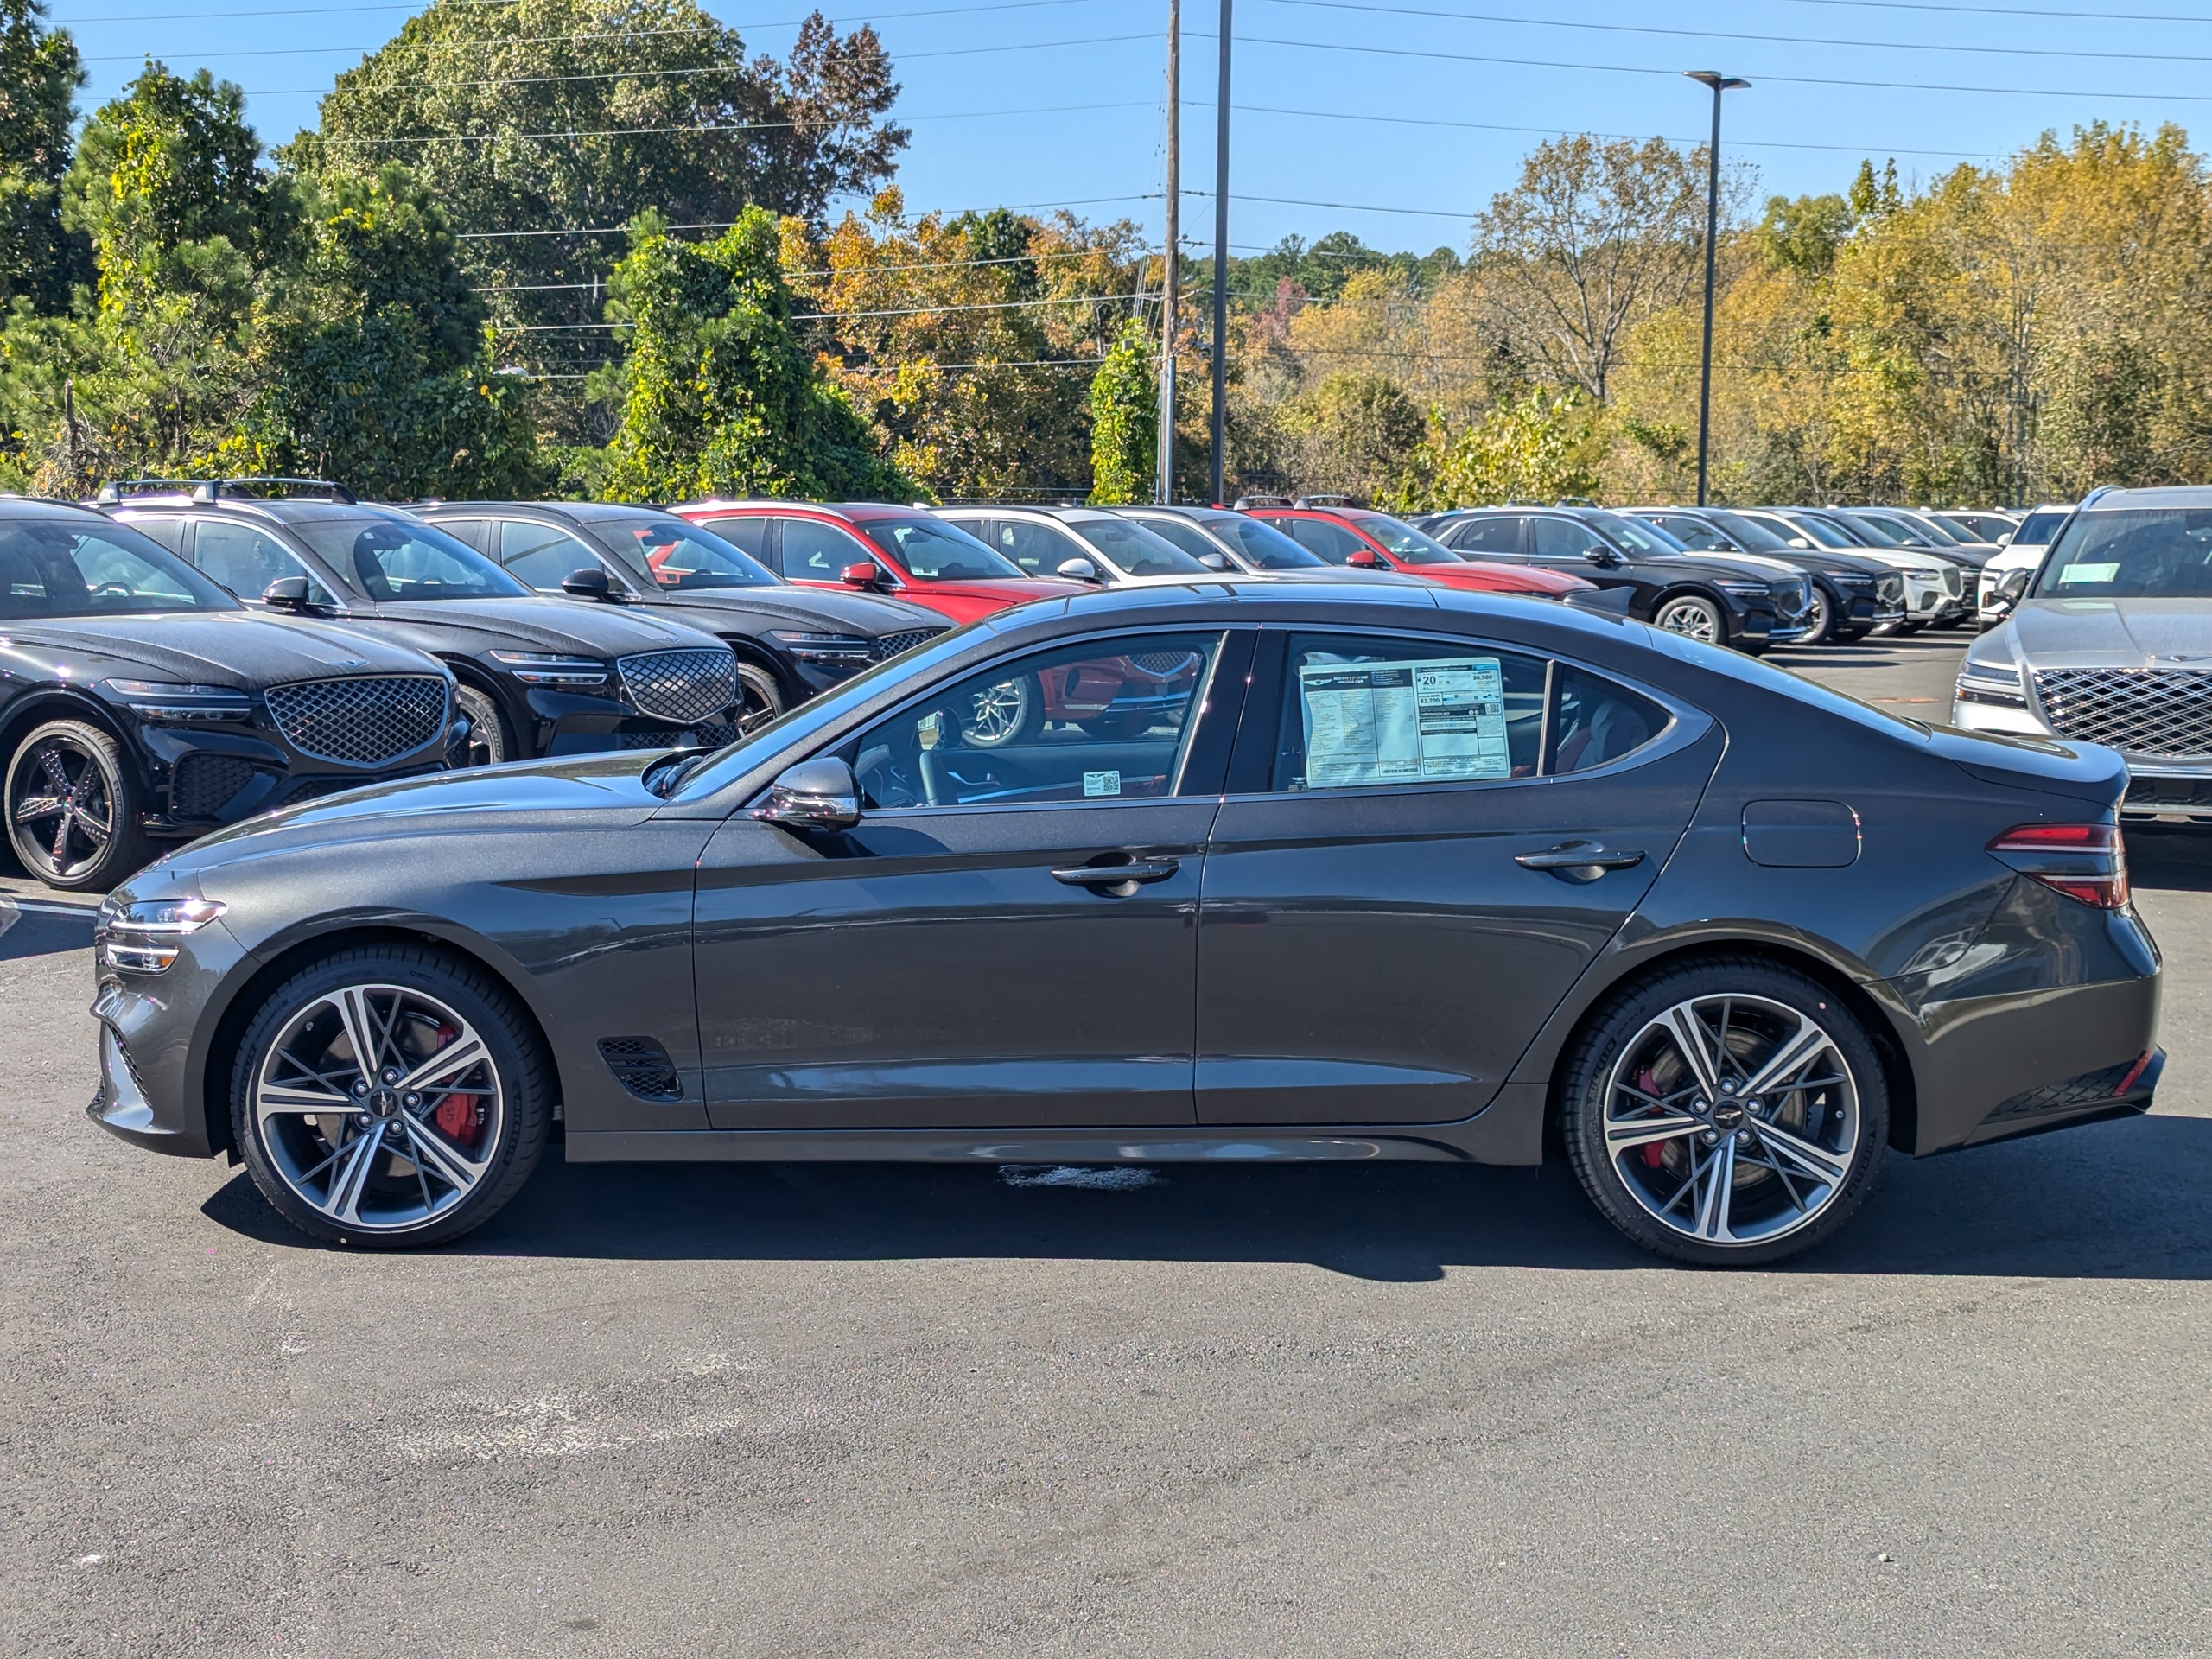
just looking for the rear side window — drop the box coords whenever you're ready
[118,515,185,553]
[1268,517,1370,564]
[1266,632,1669,791]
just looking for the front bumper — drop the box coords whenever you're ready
[138,720,464,836]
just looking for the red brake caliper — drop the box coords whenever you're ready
[429,1022,479,1143]
[1635,1067,1667,1166]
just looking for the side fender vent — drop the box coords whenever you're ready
[597,1037,683,1101]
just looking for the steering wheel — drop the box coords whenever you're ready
[91,582,135,598]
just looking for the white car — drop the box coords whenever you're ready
[1954,486,2212,822]
[1976,503,2076,628]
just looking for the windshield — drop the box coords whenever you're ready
[1704,510,1792,551]
[0,518,237,619]
[602,518,778,590]
[1583,511,1685,555]
[1780,512,1861,549]
[289,519,528,601]
[1345,512,1461,565]
[854,514,1024,581]
[1202,514,1326,569]
[2015,510,2071,547]
[1069,518,1211,577]
[1119,515,1224,563]
[2034,508,2212,599]
[1839,512,1912,548]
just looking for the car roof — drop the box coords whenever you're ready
[421,501,684,524]
[938,504,1117,523]
[109,496,411,526]
[2076,488,2196,510]
[0,494,118,522]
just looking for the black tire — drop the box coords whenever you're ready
[4,718,154,891]
[733,658,785,724]
[1651,593,1730,649]
[453,683,513,767]
[1560,956,1889,1267]
[1796,585,1834,646]
[958,672,1044,748]
[231,944,550,1249]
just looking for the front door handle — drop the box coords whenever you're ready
[1052,858,1179,887]
[1515,840,1646,880]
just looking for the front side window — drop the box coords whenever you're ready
[966,517,1077,578]
[1124,515,1222,563]
[1267,632,1669,791]
[499,520,604,590]
[1203,515,1325,569]
[779,518,879,582]
[1842,512,1911,548]
[855,515,1024,581]
[850,632,1221,810]
[1268,516,1371,564]
[2036,508,2212,599]
[1531,517,1599,561]
[1583,512,1683,555]
[295,519,526,602]
[1068,518,1211,577]
[1652,513,1726,551]
[1704,510,1792,552]
[2014,510,2071,547]
[601,518,777,590]
[1345,512,1462,565]
[193,520,336,607]
[0,518,234,619]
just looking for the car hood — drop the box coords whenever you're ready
[898,576,1077,607]
[634,585,944,633]
[0,610,438,688]
[1427,563,1594,595]
[1693,551,1818,582]
[2007,598,2212,669]
[1647,552,1806,585]
[356,596,724,657]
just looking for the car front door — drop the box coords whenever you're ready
[188,518,341,608]
[1529,515,1646,606]
[1195,627,1719,1127]
[493,519,620,594]
[692,626,1250,1129]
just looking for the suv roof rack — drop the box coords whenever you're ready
[94,476,359,506]
[1294,493,1358,508]
[1230,493,1291,510]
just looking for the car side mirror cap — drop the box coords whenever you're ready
[1346,549,1388,569]
[839,561,882,588]
[1197,550,1234,573]
[261,575,314,611]
[1788,537,1810,549]
[562,566,613,600]
[753,756,861,832]
[1583,547,1621,567]
[1056,556,1104,584]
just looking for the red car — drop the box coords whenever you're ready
[672,500,1072,626]
[1240,502,1596,599]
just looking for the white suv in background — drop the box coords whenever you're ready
[1976,504,2076,628]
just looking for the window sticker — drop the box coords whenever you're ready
[1083,769,1122,798]
[1299,656,1510,787]
[2057,562,2120,584]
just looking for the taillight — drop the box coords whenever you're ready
[1987,822,2130,908]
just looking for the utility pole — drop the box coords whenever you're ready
[1685,70,1748,507]
[1210,0,1231,505]
[1157,0,1179,505]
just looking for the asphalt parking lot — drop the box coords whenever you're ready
[4,630,2209,1657]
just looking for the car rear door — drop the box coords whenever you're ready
[1195,626,1719,1127]
[693,626,1252,1129]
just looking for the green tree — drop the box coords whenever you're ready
[256,164,539,498]
[1087,316,1154,503]
[0,0,85,312]
[1403,388,1603,509]
[595,207,912,502]
[1755,192,1855,276]
[1283,371,1424,500]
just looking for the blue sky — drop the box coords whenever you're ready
[47,0,2212,255]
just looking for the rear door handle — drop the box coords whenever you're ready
[1052,859,1179,887]
[1515,840,1646,879]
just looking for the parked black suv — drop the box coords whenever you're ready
[0,498,464,889]
[1410,505,1815,652]
[104,486,746,765]
[415,503,950,718]
[1625,506,1906,645]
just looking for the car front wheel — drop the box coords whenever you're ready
[1651,594,1728,647]
[5,719,152,890]
[1560,958,1888,1266]
[454,684,512,767]
[232,945,549,1249]
[1796,586,1834,645]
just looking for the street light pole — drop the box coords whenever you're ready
[1685,70,1748,508]
[1211,0,1232,506]
[1158,0,1179,504]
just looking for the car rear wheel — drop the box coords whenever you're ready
[959,673,1043,747]
[232,945,549,1249]
[5,720,152,891]
[454,684,512,767]
[1560,958,1888,1266]
[1652,594,1728,647]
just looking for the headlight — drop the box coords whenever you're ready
[1713,582,1770,599]
[1955,661,2029,708]
[769,631,874,666]
[487,652,609,687]
[95,896,226,974]
[97,680,253,721]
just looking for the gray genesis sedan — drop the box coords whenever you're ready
[90,582,2161,1265]
[1956,486,2212,821]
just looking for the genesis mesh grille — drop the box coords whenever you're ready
[871,629,942,661]
[170,753,257,817]
[1986,1060,2136,1122]
[618,648,738,724]
[598,1037,683,1101]
[1942,566,1964,598]
[264,677,448,766]
[2031,668,2212,758]
[1128,650,1199,674]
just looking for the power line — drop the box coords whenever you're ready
[796,292,1139,319]
[1256,0,2212,66]
[454,195,1159,238]
[473,249,1133,293]
[60,0,1103,34]
[1187,188,1473,220]
[1773,0,2212,25]
[311,100,1150,147]
[84,28,1160,68]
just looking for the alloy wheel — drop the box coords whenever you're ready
[1600,993,1861,1248]
[1801,587,1833,645]
[251,983,505,1234]
[454,685,508,767]
[1654,596,1726,645]
[10,729,118,883]
[960,675,1035,747]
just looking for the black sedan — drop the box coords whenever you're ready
[414,503,949,720]
[107,493,747,766]
[1412,505,1815,652]
[0,499,463,890]
[90,580,2160,1265]
[1626,506,1907,644]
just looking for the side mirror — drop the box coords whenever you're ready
[1197,550,1235,573]
[1346,548,1389,569]
[262,575,315,612]
[1583,547,1622,568]
[1787,537,1812,550]
[562,566,613,601]
[752,755,860,832]
[840,561,883,589]
[1997,531,2014,546]
[1056,556,1104,584]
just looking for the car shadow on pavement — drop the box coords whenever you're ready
[200,1109,2212,1281]
[2125,824,2212,893]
